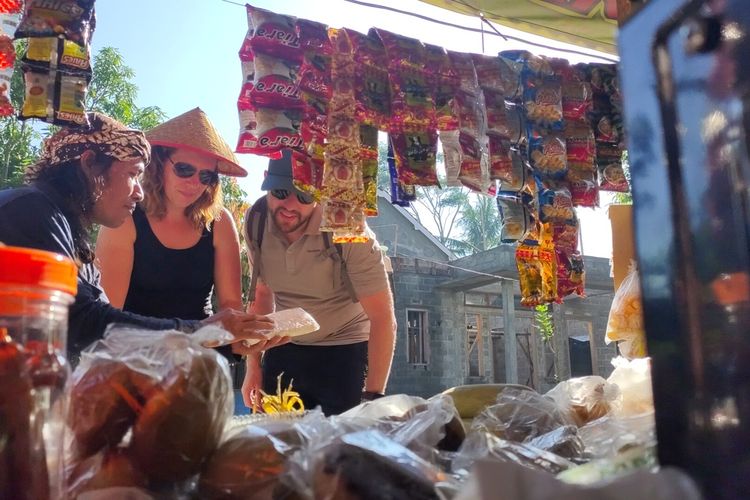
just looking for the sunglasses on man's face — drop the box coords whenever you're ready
[270,188,314,205]
[169,158,219,186]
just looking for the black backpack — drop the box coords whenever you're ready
[243,196,358,304]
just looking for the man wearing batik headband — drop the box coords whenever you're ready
[0,112,274,360]
[236,149,397,415]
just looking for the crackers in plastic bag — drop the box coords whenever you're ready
[529,130,567,179]
[236,107,303,155]
[497,191,532,243]
[523,75,563,130]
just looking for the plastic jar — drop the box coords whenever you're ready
[0,245,77,500]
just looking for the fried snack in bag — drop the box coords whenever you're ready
[538,185,575,224]
[598,157,629,192]
[345,29,390,129]
[0,66,12,117]
[453,88,483,135]
[390,129,439,186]
[529,130,567,179]
[517,241,544,307]
[447,50,479,93]
[569,179,599,207]
[15,0,96,46]
[20,68,88,127]
[499,147,527,191]
[245,4,301,62]
[606,261,647,359]
[290,150,323,198]
[557,249,585,299]
[323,148,364,197]
[524,75,564,130]
[320,199,365,234]
[551,221,579,254]
[484,88,513,138]
[471,53,507,93]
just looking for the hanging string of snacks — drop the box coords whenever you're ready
[235,4,627,306]
[13,0,96,127]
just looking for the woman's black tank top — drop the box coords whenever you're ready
[123,206,214,320]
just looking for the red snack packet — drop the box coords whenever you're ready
[291,150,323,197]
[245,4,301,62]
[236,108,303,156]
[390,129,439,187]
[562,81,592,124]
[346,29,390,129]
[551,221,579,254]
[453,89,483,135]
[557,249,585,299]
[484,88,511,137]
[457,131,486,192]
[471,53,506,93]
[566,126,595,166]
[0,34,13,69]
[569,179,599,208]
[0,66,12,117]
[249,53,302,110]
[0,1,21,14]
[296,19,331,54]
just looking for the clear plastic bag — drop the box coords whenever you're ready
[66,326,233,495]
[545,376,620,427]
[605,261,647,359]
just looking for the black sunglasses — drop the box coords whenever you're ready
[271,188,314,205]
[169,158,219,186]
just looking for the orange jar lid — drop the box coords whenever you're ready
[0,245,77,296]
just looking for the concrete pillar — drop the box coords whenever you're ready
[502,279,518,384]
[552,303,571,382]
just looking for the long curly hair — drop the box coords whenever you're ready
[140,146,223,230]
[25,152,115,264]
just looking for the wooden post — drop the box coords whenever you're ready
[502,279,518,384]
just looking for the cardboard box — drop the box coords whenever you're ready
[609,204,636,291]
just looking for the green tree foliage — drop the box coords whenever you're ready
[448,193,501,257]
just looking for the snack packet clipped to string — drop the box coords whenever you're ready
[557,249,585,299]
[245,4,301,62]
[498,147,528,192]
[523,75,564,130]
[516,240,544,306]
[15,0,96,46]
[296,20,332,101]
[372,28,434,131]
[597,143,628,192]
[448,50,479,94]
[390,129,439,187]
[346,29,390,129]
[471,53,507,93]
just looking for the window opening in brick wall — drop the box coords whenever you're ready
[406,309,429,365]
[466,313,483,377]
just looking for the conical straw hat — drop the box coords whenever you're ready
[146,107,247,177]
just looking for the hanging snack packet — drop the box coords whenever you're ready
[551,220,579,254]
[497,191,532,243]
[24,37,90,73]
[0,66,12,116]
[347,29,390,129]
[523,75,563,130]
[484,88,512,137]
[440,129,462,187]
[15,0,96,46]
[245,4,301,62]
[562,80,592,124]
[390,129,439,186]
[566,125,596,167]
[236,107,303,156]
[499,147,527,191]
[425,43,459,131]
[447,50,479,93]
[488,133,512,182]
[249,53,302,109]
[457,131,484,192]
[516,241,544,306]
[529,129,567,179]
[372,28,433,130]
[360,125,379,216]
[0,1,22,14]
[598,157,629,192]
[557,249,586,299]
[538,184,575,223]
[20,68,88,127]
[471,53,506,93]
[453,89,483,135]
[0,33,13,69]
[320,199,364,233]
[296,18,330,54]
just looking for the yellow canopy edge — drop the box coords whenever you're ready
[417,0,618,55]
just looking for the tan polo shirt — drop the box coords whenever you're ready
[252,205,390,345]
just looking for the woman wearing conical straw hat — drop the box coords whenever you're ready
[96,108,287,359]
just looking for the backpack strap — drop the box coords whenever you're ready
[244,196,268,304]
[322,232,359,303]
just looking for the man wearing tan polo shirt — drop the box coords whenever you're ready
[235,150,397,415]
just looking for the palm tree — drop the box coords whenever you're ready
[448,193,502,256]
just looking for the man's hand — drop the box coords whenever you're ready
[202,309,275,343]
[231,335,290,357]
[241,357,263,409]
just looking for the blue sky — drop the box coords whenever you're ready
[91,0,616,257]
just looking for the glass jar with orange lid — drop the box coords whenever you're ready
[0,244,77,500]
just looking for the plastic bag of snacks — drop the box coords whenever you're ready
[244,4,301,62]
[66,326,233,495]
[605,261,647,359]
[19,68,89,127]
